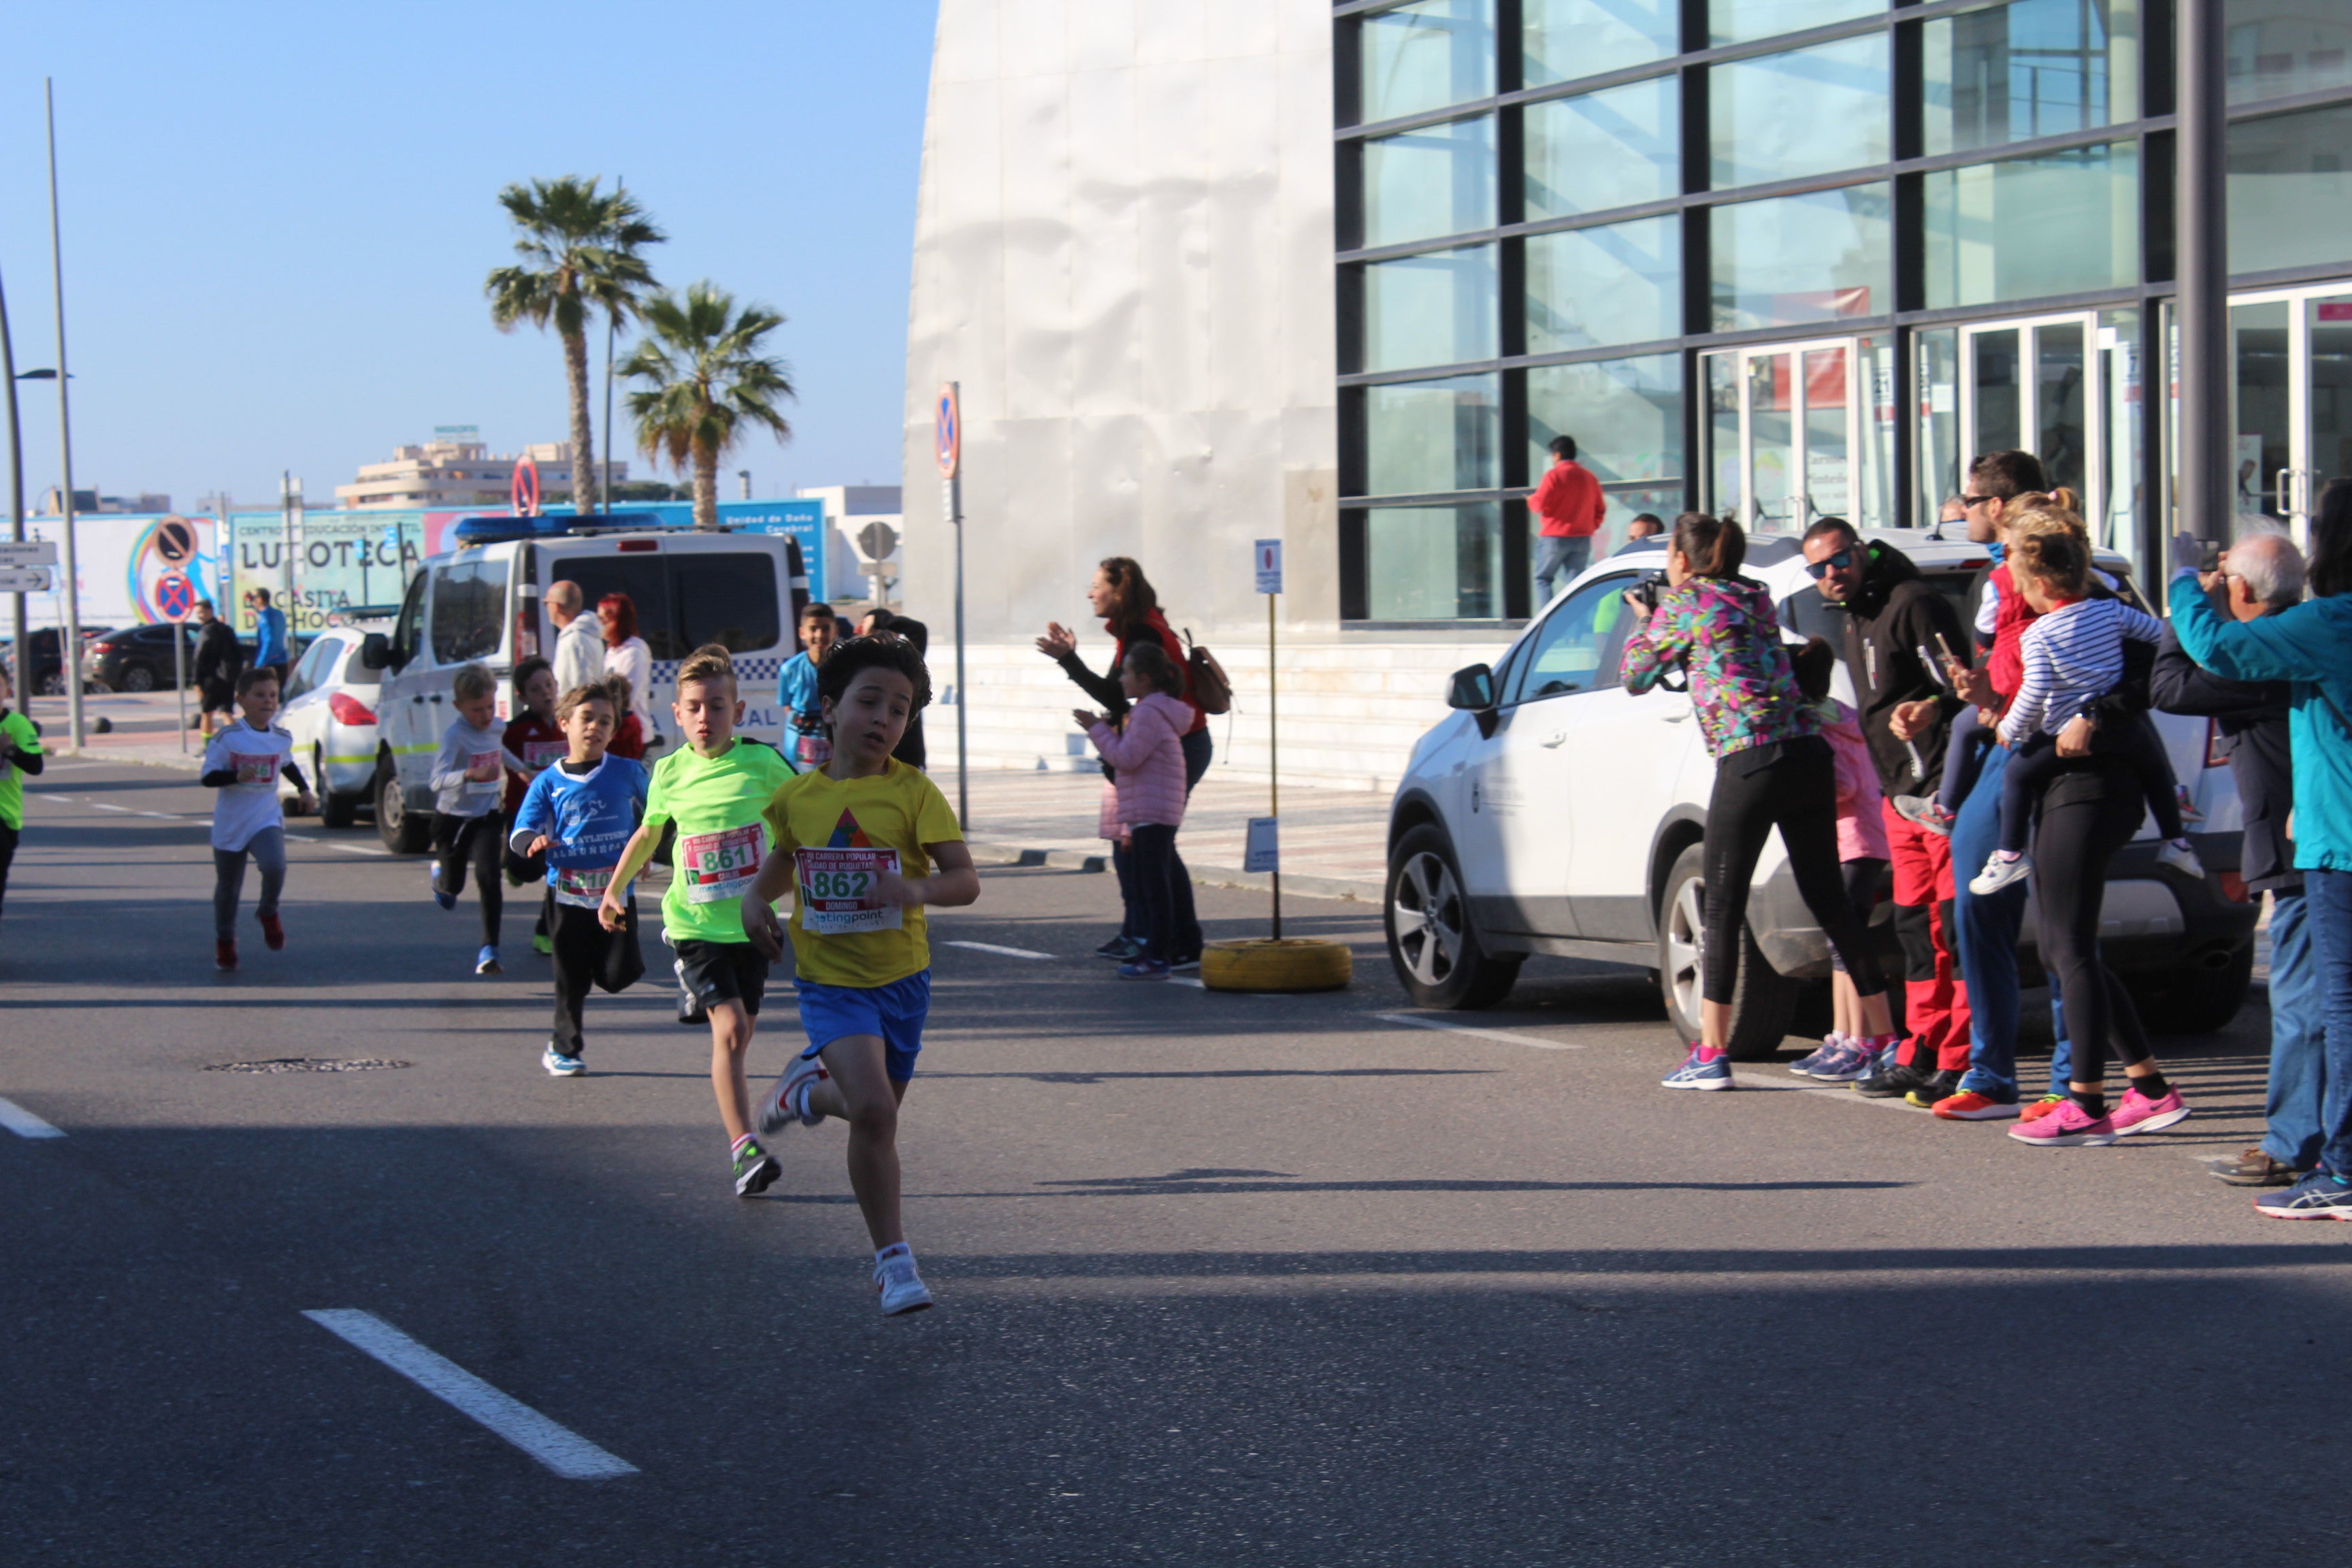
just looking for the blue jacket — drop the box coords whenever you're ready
[509,753,649,902]
[253,606,289,667]
[2170,572,2352,873]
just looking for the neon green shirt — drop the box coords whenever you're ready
[641,738,798,945]
[0,709,41,832]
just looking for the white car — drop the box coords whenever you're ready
[1381,530,2261,1055]
[278,620,390,828]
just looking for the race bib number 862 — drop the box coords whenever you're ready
[794,847,902,936]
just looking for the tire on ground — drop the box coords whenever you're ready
[2125,939,2253,1035]
[1384,822,1521,1010]
[375,755,431,854]
[1656,842,1798,1061]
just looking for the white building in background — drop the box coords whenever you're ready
[336,438,626,511]
[796,485,906,605]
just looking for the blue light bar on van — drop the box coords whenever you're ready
[449,510,678,546]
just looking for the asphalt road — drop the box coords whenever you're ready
[3,761,2347,1567]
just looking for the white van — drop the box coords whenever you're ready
[361,514,808,853]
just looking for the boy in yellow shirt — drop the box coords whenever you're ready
[742,633,977,1314]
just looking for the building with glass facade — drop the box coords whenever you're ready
[1335,0,2352,622]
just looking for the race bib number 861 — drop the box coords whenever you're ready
[678,825,764,904]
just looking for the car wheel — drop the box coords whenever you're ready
[37,671,63,696]
[1656,843,1797,1061]
[2126,941,2253,1035]
[1384,823,1521,1010]
[375,755,431,854]
[122,664,156,693]
[316,747,358,828]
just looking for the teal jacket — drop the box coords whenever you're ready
[2171,572,2352,873]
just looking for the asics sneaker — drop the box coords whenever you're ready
[1969,853,2032,896]
[2254,1170,2352,1220]
[1809,1039,1882,1083]
[2006,1100,2119,1147]
[542,1044,586,1077]
[258,910,286,951]
[756,1054,830,1137]
[2111,1085,2191,1136]
[875,1248,934,1316]
[732,1139,781,1198]
[2156,839,2207,879]
[1661,1046,1734,1091]
[475,945,502,976]
[1788,1033,1851,1077]
[214,938,238,972]
[1932,1089,2021,1120]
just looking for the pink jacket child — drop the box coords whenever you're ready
[1818,697,1890,864]
[1083,692,1191,831]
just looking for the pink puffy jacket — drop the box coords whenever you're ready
[1818,700,1890,863]
[1085,692,1190,830]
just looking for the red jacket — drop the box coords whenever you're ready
[1528,459,1605,538]
[1987,563,2036,700]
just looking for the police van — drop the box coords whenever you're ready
[359,512,808,853]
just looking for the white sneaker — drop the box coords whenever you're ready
[2156,839,2207,878]
[542,1044,585,1077]
[755,1053,830,1137]
[875,1250,933,1316]
[1969,853,2031,896]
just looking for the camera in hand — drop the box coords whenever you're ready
[1629,572,1670,612]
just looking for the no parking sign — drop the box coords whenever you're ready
[157,572,196,623]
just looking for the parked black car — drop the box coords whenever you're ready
[2,627,101,695]
[84,623,201,693]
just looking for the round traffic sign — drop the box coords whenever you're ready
[511,456,542,517]
[857,521,899,561]
[934,383,960,479]
[157,572,196,623]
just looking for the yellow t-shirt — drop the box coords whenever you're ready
[762,757,964,988]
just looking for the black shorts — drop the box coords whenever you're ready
[672,938,770,1023]
[199,679,235,714]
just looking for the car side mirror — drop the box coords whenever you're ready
[359,632,391,671]
[1446,664,1496,710]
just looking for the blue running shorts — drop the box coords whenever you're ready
[794,968,931,1083]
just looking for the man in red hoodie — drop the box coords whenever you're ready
[1529,436,1606,604]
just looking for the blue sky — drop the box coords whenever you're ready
[1,1,939,513]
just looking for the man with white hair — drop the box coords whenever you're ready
[2155,527,2314,1186]
[546,581,603,697]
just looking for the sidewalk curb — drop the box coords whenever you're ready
[967,839,1377,903]
[51,747,201,774]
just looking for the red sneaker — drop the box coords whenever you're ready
[2019,1094,2066,1124]
[215,939,238,972]
[1933,1090,2021,1121]
[259,911,286,951]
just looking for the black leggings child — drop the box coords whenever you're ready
[1126,823,1201,965]
[1997,712,2184,856]
[432,810,504,946]
[1701,736,1889,1004]
[549,898,644,1055]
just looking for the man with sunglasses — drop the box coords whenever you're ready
[1801,517,1975,1102]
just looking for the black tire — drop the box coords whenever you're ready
[2126,941,2255,1036]
[122,664,156,693]
[1384,823,1522,1010]
[36,670,63,696]
[375,755,431,854]
[1655,842,1799,1061]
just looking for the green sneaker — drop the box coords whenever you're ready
[532,932,553,956]
[732,1138,781,1198]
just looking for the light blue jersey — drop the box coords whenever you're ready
[508,753,651,908]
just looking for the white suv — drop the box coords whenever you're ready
[1381,531,2260,1054]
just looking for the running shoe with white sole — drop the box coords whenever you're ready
[1933,1089,2021,1120]
[476,944,502,976]
[2254,1171,2352,1220]
[732,1139,781,1198]
[1969,853,2031,896]
[2110,1085,2191,1136]
[1788,1034,1850,1077]
[1661,1047,1734,1090]
[756,1053,830,1137]
[542,1044,586,1077]
[876,1250,934,1315]
[2155,840,2207,879]
[2006,1100,2119,1146]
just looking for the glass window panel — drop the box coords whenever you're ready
[1362,0,1495,123]
[1709,183,1891,333]
[1524,0,1676,86]
[1971,327,2023,455]
[1367,374,1501,495]
[1710,35,1891,188]
[1924,0,2141,156]
[1365,504,1505,619]
[1504,572,1642,704]
[2036,320,2089,500]
[1923,142,2138,308]
[1364,245,1499,371]
[1364,116,1495,248]
[1915,328,1963,522]
[1710,0,1882,48]
[2097,308,2145,564]
[2226,0,2352,105]
[1704,351,1742,518]
[1525,78,1679,219]
[1526,217,1680,354]
[1529,356,1684,560]
[2228,105,2352,276]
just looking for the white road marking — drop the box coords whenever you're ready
[0,1096,65,1138]
[86,802,134,813]
[1169,976,1207,989]
[943,940,1056,960]
[301,1309,638,1480]
[1797,1085,1932,1113]
[282,834,391,856]
[1373,1012,1584,1050]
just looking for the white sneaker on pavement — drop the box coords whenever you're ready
[875,1248,933,1316]
[755,1053,830,1137]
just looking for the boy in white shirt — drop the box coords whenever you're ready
[428,662,509,974]
[200,667,316,971]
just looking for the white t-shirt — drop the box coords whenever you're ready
[203,719,293,851]
[604,636,653,722]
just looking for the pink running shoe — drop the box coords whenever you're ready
[2111,1085,2191,1137]
[2006,1100,2119,1147]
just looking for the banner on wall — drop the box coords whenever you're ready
[14,512,222,631]
[227,510,427,636]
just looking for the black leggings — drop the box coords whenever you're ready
[1999,715,2183,855]
[549,898,644,1053]
[1828,858,1887,976]
[432,810,504,946]
[1126,823,1200,964]
[2031,760,2153,1084]
[0,820,16,919]
[1702,736,1889,1005]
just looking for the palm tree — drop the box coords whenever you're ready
[621,282,795,529]
[485,176,664,514]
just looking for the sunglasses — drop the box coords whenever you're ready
[1805,549,1858,580]
[1961,493,1997,508]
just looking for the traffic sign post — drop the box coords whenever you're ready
[0,540,56,568]
[1256,539,1284,938]
[937,381,966,833]
[161,569,194,750]
[0,567,50,593]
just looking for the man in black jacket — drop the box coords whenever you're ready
[191,600,244,739]
[2154,531,2315,1186]
[1801,520,1974,1101]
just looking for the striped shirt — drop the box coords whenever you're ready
[1998,595,2163,745]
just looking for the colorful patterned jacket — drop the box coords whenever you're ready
[1618,575,1818,758]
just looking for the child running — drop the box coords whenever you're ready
[778,600,838,770]
[1968,517,2168,896]
[510,677,649,1076]
[1074,641,1198,979]
[502,657,565,956]
[742,632,977,1315]
[599,644,798,1195]
[428,662,508,975]
[200,667,316,971]
[0,662,44,939]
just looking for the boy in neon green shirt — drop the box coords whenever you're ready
[601,644,797,1196]
[743,632,977,1314]
[0,662,45,930]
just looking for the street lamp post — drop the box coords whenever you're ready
[44,78,84,751]
[0,263,27,704]
[2177,0,2229,548]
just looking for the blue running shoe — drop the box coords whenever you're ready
[2254,1170,2352,1220]
[1808,1039,1878,1083]
[541,1044,585,1077]
[1789,1034,1850,1078]
[1661,1047,1734,1091]
[428,864,455,911]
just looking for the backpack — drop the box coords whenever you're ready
[1182,629,1232,715]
